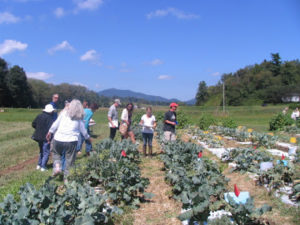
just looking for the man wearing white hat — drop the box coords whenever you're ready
[32,104,55,171]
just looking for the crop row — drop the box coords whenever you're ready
[0,138,151,224]
[155,124,271,224]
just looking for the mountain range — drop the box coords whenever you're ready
[98,88,195,105]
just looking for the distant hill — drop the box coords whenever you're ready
[98,88,182,104]
[185,98,196,105]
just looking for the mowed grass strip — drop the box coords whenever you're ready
[0,136,38,170]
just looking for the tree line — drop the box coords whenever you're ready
[0,57,177,108]
[0,57,112,108]
[195,53,300,106]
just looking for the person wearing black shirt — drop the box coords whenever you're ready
[163,102,178,141]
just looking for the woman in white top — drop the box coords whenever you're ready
[121,103,136,143]
[291,107,299,120]
[46,99,91,178]
[139,107,156,157]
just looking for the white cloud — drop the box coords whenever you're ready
[48,41,74,54]
[211,72,220,76]
[95,83,101,88]
[74,0,104,11]
[147,8,199,20]
[146,58,163,66]
[0,39,28,56]
[73,82,88,88]
[80,49,102,66]
[158,75,173,80]
[26,72,53,80]
[0,12,20,24]
[54,7,65,18]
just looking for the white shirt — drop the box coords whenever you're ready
[141,114,156,133]
[121,108,128,121]
[49,113,89,142]
[291,111,299,120]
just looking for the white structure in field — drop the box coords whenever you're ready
[281,93,300,102]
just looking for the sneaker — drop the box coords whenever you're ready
[36,165,41,170]
[40,168,47,172]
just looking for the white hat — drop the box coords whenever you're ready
[114,99,121,105]
[43,104,55,113]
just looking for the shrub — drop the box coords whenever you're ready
[198,115,216,130]
[176,111,191,129]
[269,113,294,131]
[221,117,237,128]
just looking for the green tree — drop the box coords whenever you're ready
[0,58,9,106]
[5,66,33,107]
[195,81,209,105]
[270,53,281,76]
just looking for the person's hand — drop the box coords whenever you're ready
[46,132,52,143]
[172,122,176,126]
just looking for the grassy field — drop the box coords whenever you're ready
[0,104,296,224]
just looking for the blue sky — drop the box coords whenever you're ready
[0,0,299,101]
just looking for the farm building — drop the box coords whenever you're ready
[281,93,300,103]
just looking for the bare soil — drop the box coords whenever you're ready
[132,139,182,225]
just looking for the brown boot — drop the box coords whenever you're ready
[149,146,153,157]
[143,145,147,156]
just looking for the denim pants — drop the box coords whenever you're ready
[37,141,50,169]
[52,140,77,176]
[142,133,154,147]
[76,133,92,153]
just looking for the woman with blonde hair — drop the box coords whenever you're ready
[46,99,91,180]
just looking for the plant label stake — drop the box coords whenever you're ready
[234,184,240,197]
[121,150,127,157]
[198,152,202,158]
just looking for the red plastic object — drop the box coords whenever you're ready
[234,184,240,197]
[121,150,127,157]
[198,152,202,158]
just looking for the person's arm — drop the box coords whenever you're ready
[79,120,91,142]
[164,113,176,126]
[85,111,93,129]
[46,114,62,142]
[32,115,38,129]
[139,115,145,126]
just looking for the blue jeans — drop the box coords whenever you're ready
[77,133,92,153]
[38,141,50,169]
[142,133,154,147]
[61,149,66,171]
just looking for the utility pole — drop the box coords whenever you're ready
[223,82,225,113]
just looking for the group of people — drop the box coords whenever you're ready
[282,107,299,120]
[107,99,179,156]
[32,94,98,181]
[32,95,179,180]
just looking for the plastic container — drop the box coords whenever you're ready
[276,160,288,167]
[224,192,250,204]
[260,162,273,171]
[288,146,297,155]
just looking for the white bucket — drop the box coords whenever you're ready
[260,162,273,171]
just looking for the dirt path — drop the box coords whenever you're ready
[132,139,182,225]
[0,155,38,177]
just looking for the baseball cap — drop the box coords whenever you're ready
[43,104,55,113]
[114,99,121,105]
[170,102,178,108]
